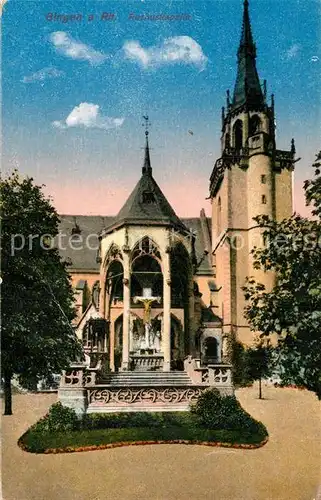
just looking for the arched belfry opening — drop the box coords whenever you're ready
[233,119,243,151]
[249,114,261,136]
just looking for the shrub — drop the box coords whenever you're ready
[31,402,80,433]
[84,412,168,430]
[191,388,267,435]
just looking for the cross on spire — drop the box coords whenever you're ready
[142,115,151,137]
[142,115,152,175]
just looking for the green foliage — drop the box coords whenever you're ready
[20,406,268,453]
[83,412,167,429]
[1,171,83,413]
[31,402,80,434]
[191,388,267,435]
[245,340,274,381]
[227,334,253,387]
[243,151,321,399]
[304,150,321,217]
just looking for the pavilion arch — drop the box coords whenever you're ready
[102,243,123,272]
[104,259,124,318]
[153,312,185,369]
[130,236,162,266]
[233,119,243,151]
[170,242,193,354]
[171,241,193,285]
[130,237,163,299]
[113,313,123,370]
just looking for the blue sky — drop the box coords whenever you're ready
[2,0,320,216]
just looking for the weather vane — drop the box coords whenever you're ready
[142,115,151,137]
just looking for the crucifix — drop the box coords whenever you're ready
[133,288,161,350]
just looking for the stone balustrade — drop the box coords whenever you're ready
[58,357,234,415]
[130,354,163,371]
[183,356,234,395]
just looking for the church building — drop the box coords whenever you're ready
[59,0,296,374]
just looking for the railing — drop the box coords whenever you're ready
[130,354,163,371]
[184,356,233,394]
[88,386,205,407]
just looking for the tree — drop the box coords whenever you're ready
[1,171,83,414]
[245,340,273,399]
[227,333,252,387]
[243,151,321,399]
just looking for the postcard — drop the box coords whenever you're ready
[2,1,320,499]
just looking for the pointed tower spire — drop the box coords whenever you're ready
[142,115,152,175]
[232,0,264,110]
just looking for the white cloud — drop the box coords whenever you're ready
[22,67,64,83]
[50,31,107,65]
[52,102,124,130]
[123,36,208,70]
[286,44,301,60]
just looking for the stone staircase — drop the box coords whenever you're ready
[87,370,206,412]
[99,370,193,387]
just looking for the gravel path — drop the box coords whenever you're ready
[2,385,320,500]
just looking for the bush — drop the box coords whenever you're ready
[84,412,169,430]
[191,388,266,435]
[31,402,80,433]
[227,334,254,387]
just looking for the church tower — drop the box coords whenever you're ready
[209,0,296,344]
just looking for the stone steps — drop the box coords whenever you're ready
[99,371,193,387]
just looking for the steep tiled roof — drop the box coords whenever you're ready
[232,0,264,111]
[104,134,187,234]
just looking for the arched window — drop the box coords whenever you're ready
[203,337,219,364]
[106,260,124,304]
[217,197,222,235]
[224,132,230,151]
[249,115,261,136]
[233,119,243,151]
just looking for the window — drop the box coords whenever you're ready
[262,195,267,204]
[233,120,243,151]
[224,132,230,150]
[142,191,155,204]
[261,174,266,184]
[249,115,261,136]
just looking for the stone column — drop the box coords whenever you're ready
[121,251,130,371]
[58,364,88,417]
[243,112,249,146]
[162,252,171,372]
[109,320,115,371]
[188,282,196,356]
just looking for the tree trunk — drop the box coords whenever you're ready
[258,378,262,399]
[3,372,13,415]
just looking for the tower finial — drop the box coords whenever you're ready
[142,115,152,175]
[231,0,264,110]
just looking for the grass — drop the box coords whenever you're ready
[19,410,268,453]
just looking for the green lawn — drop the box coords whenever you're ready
[20,410,268,453]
